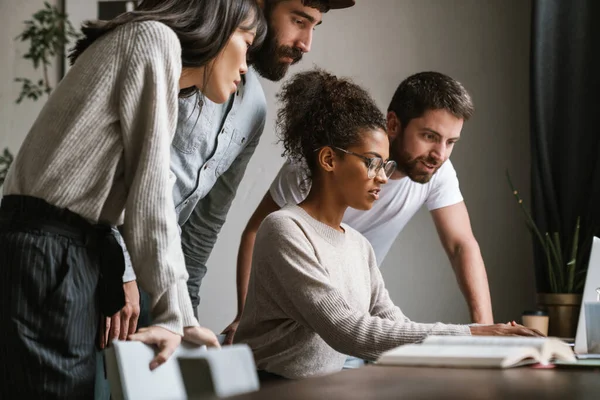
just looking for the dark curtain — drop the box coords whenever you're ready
[530,0,600,293]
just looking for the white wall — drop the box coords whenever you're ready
[1,0,536,332]
[198,0,536,331]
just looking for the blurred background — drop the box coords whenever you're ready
[0,0,537,332]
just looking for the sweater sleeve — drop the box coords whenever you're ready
[117,21,198,335]
[256,215,470,361]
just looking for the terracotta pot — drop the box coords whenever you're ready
[536,293,582,338]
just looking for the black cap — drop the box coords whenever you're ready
[327,0,356,9]
[267,1,356,10]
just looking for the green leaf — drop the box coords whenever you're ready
[566,217,580,293]
[13,2,79,103]
[546,233,563,292]
[544,236,558,293]
[551,232,564,289]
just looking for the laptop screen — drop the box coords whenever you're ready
[574,236,600,354]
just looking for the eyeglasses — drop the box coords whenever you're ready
[332,146,397,179]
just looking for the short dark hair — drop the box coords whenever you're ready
[388,71,474,128]
[69,0,266,96]
[277,68,386,175]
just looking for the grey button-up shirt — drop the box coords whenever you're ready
[122,68,267,311]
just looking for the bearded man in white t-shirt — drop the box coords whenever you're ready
[222,71,494,344]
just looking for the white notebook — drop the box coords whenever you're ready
[377,336,576,368]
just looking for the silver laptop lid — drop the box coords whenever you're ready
[574,236,600,354]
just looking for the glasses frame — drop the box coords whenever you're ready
[331,146,396,179]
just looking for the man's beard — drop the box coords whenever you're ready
[251,31,303,81]
[396,150,443,184]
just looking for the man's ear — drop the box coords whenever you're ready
[317,146,336,173]
[387,111,402,141]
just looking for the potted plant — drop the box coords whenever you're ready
[1,3,80,189]
[506,171,589,338]
[14,1,80,103]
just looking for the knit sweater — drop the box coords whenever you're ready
[235,204,471,379]
[3,21,197,335]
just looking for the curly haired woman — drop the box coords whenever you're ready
[234,69,541,380]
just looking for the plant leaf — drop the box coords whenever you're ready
[546,233,562,292]
[551,232,564,289]
[566,217,580,293]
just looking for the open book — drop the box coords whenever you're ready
[377,336,576,368]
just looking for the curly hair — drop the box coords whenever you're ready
[388,71,474,127]
[276,68,386,176]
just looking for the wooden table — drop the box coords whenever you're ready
[229,365,600,399]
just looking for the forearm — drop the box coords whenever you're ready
[235,229,256,319]
[180,228,211,310]
[118,23,193,332]
[449,240,493,324]
[302,291,470,361]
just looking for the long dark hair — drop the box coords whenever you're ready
[70,0,266,95]
[277,68,386,176]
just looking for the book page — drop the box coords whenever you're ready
[421,336,575,364]
[540,340,577,363]
[377,344,539,368]
[423,335,547,350]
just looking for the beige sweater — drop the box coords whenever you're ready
[4,21,197,335]
[235,205,471,379]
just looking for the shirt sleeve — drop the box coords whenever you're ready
[255,215,471,362]
[425,159,464,211]
[269,159,311,207]
[117,21,197,335]
[180,117,265,310]
[113,227,136,283]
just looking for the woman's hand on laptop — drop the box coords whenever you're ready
[470,323,545,337]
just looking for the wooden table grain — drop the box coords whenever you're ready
[229,365,600,400]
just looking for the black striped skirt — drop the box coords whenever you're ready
[0,195,125,399]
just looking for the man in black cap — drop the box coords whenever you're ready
[106,0,357,347]
[252,0,355,81]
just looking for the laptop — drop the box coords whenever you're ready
[573,236,600,359]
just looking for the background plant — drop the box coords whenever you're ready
[14,1,80,104]
[2,2,80,188]
[506,170,588,293]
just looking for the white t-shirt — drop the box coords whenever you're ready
[269,159,464,265]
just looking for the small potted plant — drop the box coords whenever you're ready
[506,171,589,338]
